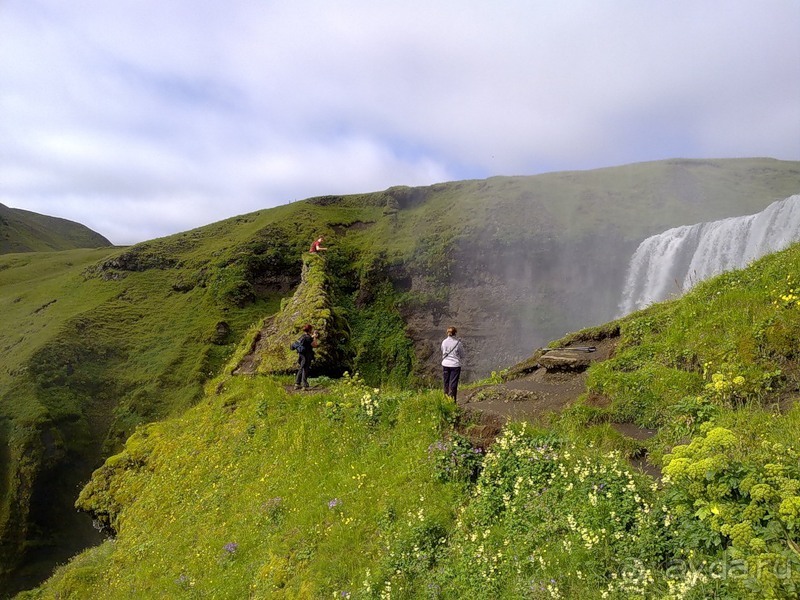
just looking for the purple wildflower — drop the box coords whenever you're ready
[223,542,238,554]
[328,497,342,509]
[427,440,449,455]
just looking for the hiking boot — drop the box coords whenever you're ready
[293,385,302,390]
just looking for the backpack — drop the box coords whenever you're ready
[291,333,315,357]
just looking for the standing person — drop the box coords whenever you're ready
[293,324,319,390]
[309,236,327,253]
[441,326,464,401]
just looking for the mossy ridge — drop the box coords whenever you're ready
[249,253,351,376]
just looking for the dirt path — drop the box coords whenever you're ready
[457,333,662,478]
[459,336,617,422]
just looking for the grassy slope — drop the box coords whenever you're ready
[0,200,404,591]
[2,157,800,593]
[70,379,460,599]
[288,158,800,266]
[0,205,111,254]
[20,242,800,599]
[0,219,282,588]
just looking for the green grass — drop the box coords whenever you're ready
[20,242,800,599]
[0,204,110,254]
[576,244,800,454]
[23,377,462,599]
[3,157,800,594]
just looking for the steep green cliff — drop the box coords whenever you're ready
[234,253,352,376]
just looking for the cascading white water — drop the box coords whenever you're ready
[617,194,800,316]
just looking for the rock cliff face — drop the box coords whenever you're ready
[410,230,633,380]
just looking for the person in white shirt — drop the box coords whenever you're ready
[441,326,464,401]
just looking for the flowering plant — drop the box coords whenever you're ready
[428,433,484,483]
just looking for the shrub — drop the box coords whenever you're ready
[426,425,667,599]
[662,426,800,598]
[428,433,484,484]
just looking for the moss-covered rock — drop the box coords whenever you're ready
[75,425,159,535]
[236,253,351,375]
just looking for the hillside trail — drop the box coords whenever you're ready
[459,337,616,420]
[456,334,661,477]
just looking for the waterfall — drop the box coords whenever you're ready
[617,194,800,316]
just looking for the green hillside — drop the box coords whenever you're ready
[0,205,111,253]
[19,241,800,599]
[1,157,799,594]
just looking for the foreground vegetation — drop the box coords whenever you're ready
[18,242,800,599]
[3,158,799,592]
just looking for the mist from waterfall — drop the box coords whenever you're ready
[618,194,800,316]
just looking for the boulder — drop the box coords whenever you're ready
[537,350,593,372]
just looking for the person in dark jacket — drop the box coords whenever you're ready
[294,323,319,390]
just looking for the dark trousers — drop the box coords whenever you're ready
[295,354,311,388]
[442,366,461,401]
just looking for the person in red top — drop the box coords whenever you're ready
[309,236,328,253]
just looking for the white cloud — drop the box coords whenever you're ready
[1,0,798,244]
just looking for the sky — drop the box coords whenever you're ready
[1,1,799,245]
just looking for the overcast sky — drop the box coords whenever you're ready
[1,1,799,245]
